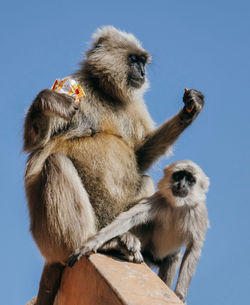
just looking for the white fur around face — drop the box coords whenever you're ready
[158,160,210,208]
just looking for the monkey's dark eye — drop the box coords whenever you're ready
[172,171,185,182]
[129,54,139,63]
[187,176,196,185]
[172,170,196,185]
[185,172,196,185]
[128,54,147,65]
[140,55,147,64]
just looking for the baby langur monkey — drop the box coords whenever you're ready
[68,160,210,303]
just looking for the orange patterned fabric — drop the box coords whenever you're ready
[51,76,85,104]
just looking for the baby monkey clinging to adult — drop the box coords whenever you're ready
[68,160,210,303]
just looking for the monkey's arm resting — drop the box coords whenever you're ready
[67,194,161,267]
[58,253,184,305]
[136,89,204,172]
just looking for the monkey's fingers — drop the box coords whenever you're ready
[184,89,195,112]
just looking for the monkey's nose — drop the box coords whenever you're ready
[139,62,145,77]
[178,180,186,190]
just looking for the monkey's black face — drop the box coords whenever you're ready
[127,54,147,88]
[171,170,196,198]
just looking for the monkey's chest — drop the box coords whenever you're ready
[61,134,142,228]
[151,223,186,260]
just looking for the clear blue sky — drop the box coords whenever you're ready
[1,1,249,304]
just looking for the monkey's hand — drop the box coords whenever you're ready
[67,239,103,268]
[181,89,204,121]
[35,89,80,121]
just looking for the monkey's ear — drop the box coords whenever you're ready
[200,176,210,192]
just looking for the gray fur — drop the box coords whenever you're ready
[68,160,209,303]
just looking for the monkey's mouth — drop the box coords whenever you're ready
[127,74,145,88]
[172,187,188,198]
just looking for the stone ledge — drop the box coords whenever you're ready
[56,253,183,305]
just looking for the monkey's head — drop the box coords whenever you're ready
[158,160,210,207]
[81,26,151,102]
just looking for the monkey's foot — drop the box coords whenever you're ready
[98,236,144,264]
[121,248,144,263]
[119,232,144,263]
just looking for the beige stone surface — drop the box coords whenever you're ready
[57,253,183,305]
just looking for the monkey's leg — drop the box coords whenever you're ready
[67,176,153,266]
[95,176,154,263]
[100,173,154,261]
[67,195,160,267]
[28,153,96,304]
[174,244,202,302]
[36,263,64,305]
[158,252,181,288]
[136,89,204,172]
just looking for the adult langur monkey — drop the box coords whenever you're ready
[24,26,204,305]
[68,160,210,303]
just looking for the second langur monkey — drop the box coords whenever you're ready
[68,160,210,303]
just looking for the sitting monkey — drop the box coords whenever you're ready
[68,160,210,303]
[24,26,205,305]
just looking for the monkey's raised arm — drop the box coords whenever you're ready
[136,89,204,172]
[67,193,161,267]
